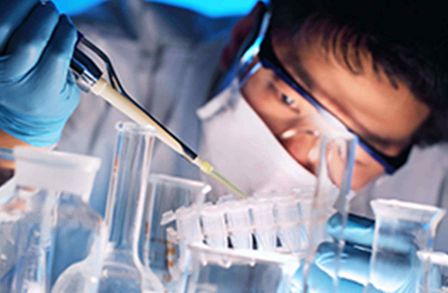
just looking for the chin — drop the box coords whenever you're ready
[351,173,383,191]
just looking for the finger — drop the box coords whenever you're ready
[1,2,60,80]
[0,0,40,51]
[328,213,418,254]
[315,242,371,285]
[292,264,335,292]
[316,241,415,292]
[292,261,370,293]
[327,213,375,247]
[36,15,78,86]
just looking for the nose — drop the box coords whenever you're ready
[279,128,321,176]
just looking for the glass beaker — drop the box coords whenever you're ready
[364,199,445,292]
[53,122,164,293]
[0,147,101,293]
[418,251,448,293]
[143,174,210,288]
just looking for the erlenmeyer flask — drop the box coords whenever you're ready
[0,147,101,293]
[143,174,210,290]
[53,122,164,293]
[364,199,445,292]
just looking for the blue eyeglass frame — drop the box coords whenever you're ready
[257,32,412,174]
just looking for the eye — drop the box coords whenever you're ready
[281,94,295,106]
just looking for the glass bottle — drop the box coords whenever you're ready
[53,122,164,293]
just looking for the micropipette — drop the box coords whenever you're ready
[70,34,246,198]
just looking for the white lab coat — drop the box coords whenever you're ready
[54,1,448,288]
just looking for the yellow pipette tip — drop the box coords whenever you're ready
[209,170,247,198]
[194,158,247,198]
[197,159,214,174]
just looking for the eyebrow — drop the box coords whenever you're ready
[279,45,407,149]
[318,93,405,148]
[361,131,407,148]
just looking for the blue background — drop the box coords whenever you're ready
[52,0,258,17]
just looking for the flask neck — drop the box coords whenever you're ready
[105,124,154,251]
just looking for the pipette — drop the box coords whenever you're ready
[70,35,246,198]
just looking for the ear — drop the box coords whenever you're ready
[110,0,144,39]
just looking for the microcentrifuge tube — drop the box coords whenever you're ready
[224,201,252,250]
[251,200,277,251]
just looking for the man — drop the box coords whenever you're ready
[0,0,447,291]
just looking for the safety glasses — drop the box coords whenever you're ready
[257,33,411,174]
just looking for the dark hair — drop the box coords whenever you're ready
[270,0,448,146]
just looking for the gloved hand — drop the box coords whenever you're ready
[0,0,80,146]
[291,214,417,293]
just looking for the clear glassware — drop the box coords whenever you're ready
[418,251,448,293]
[53,122,164,293]
[364,199,445,293]
[0,147,101,293]
[178,133,358,293]
[51,192,104,284]
[143,174,210,291]
[295,132,357,293]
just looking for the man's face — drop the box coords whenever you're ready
[241,34,430,190]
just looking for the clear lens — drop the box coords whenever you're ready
[277,96,385,189]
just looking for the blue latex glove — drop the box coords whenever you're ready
[291,214,417,293]
[0,0,80,146]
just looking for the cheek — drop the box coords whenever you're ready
[245,93,294,135]
[351,147,385,190]
[279,133,320,175]
[283,136,385,190]
[351,164,384,190]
